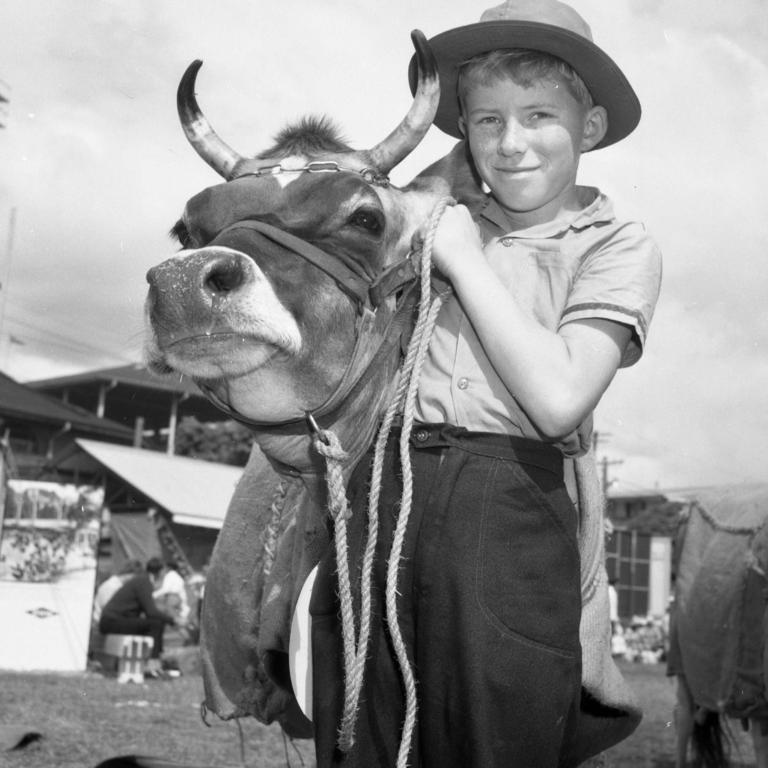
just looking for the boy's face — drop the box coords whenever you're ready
[459,73,607,227]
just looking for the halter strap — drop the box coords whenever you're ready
[235,160,390,187]
[215,219,417,312]
[197,280,417,431]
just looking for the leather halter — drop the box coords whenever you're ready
[198,283,416,432]
[194,165,421,430]
[226,162,418,311]
[236,160,390,188]
[212,218,417,312]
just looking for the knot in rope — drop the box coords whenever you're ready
[312,429,351,521]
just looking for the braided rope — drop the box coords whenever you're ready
[311,429,360,751]
[261,480,288,578]
[336,283,438,746]
[386,198,452,768]
[311,197,454,761]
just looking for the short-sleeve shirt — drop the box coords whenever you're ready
[414,186,662,457]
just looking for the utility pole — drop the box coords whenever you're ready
[599,455,624,497]
[0,207,17,370]
[0,76,9,129]
[1,77,14,370]
[592,430,623,497]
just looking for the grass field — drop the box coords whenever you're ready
[0,660,759,767]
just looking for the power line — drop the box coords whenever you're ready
[4,313,138,361]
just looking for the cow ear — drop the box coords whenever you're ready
[411,140,488,217]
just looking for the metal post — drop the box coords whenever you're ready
[167,394,179,455]
[0,207,17,369]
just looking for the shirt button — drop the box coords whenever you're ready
[457,377,469,390]
[415,429,429,442]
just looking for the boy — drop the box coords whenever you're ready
[311,1,661,766]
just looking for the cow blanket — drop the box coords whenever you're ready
[669,482,768,720]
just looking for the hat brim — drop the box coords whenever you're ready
[408,20,641,150]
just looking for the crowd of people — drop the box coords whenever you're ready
[608,579,671,664]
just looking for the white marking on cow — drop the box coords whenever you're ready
[169,247,198,261]
[271,154,311,189]
[146,246,302,379]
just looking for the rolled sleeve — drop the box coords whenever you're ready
[559,222,662,367]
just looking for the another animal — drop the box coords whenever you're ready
[668,484,768,767]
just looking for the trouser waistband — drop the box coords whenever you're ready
[389,421,563,477]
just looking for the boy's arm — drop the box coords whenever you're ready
[431,205,632,439]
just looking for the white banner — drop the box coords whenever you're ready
[0,480,103,671]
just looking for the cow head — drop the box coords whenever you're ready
[144,32,450,432]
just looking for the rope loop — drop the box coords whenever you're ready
[312,428,348,462]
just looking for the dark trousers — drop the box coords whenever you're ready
[310,424,583,768]
[99,615,167,658]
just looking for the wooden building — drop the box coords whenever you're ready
[25,363,226,454]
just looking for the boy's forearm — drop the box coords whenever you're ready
[446,256,626,437]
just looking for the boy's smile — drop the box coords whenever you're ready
[459,76,606,228]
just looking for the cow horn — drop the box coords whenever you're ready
[177,60,245,180]
[366,30,440,174]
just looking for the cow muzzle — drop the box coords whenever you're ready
[145,246,301,378]
[146,247,254,308]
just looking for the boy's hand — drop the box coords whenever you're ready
[430,204,485,282]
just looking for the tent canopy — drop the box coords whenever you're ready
[75,439,246,529]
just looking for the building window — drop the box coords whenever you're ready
[606,529,651,619]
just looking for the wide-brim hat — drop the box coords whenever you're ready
[408,0,641,150]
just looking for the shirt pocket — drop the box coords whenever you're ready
[490,244,575,329]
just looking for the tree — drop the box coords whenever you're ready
[621,501,685,537]
[174,416,254,466]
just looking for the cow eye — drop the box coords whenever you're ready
[170,219,194,248]
[348,208,383,234]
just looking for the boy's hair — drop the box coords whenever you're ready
[457,48,594,115]
[146,557,164,576]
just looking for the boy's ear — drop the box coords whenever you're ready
[581,105,608,152]
[457,115,467,138]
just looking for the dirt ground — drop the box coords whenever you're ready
[0,659,760,767]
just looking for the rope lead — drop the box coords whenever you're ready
[311,197,454,764]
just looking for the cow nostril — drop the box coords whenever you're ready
[203,256,247,295]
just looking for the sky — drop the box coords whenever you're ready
[0,0,767,492]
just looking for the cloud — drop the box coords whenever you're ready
[1,0,766,491]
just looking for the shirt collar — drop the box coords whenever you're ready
[478,186,615,240]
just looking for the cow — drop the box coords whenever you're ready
[144,32,480,475]
[668,484,768,767]
[143,30,639,766]
[144,29,489,741]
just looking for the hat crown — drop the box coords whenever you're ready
[479,0,593,42]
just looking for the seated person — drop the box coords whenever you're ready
[152,560,191,626]
[99,557,175,676]
[92,559,143,625]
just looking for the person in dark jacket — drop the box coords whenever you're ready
[99,556,175,674]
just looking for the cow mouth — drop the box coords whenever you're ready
[162,331,284,379]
